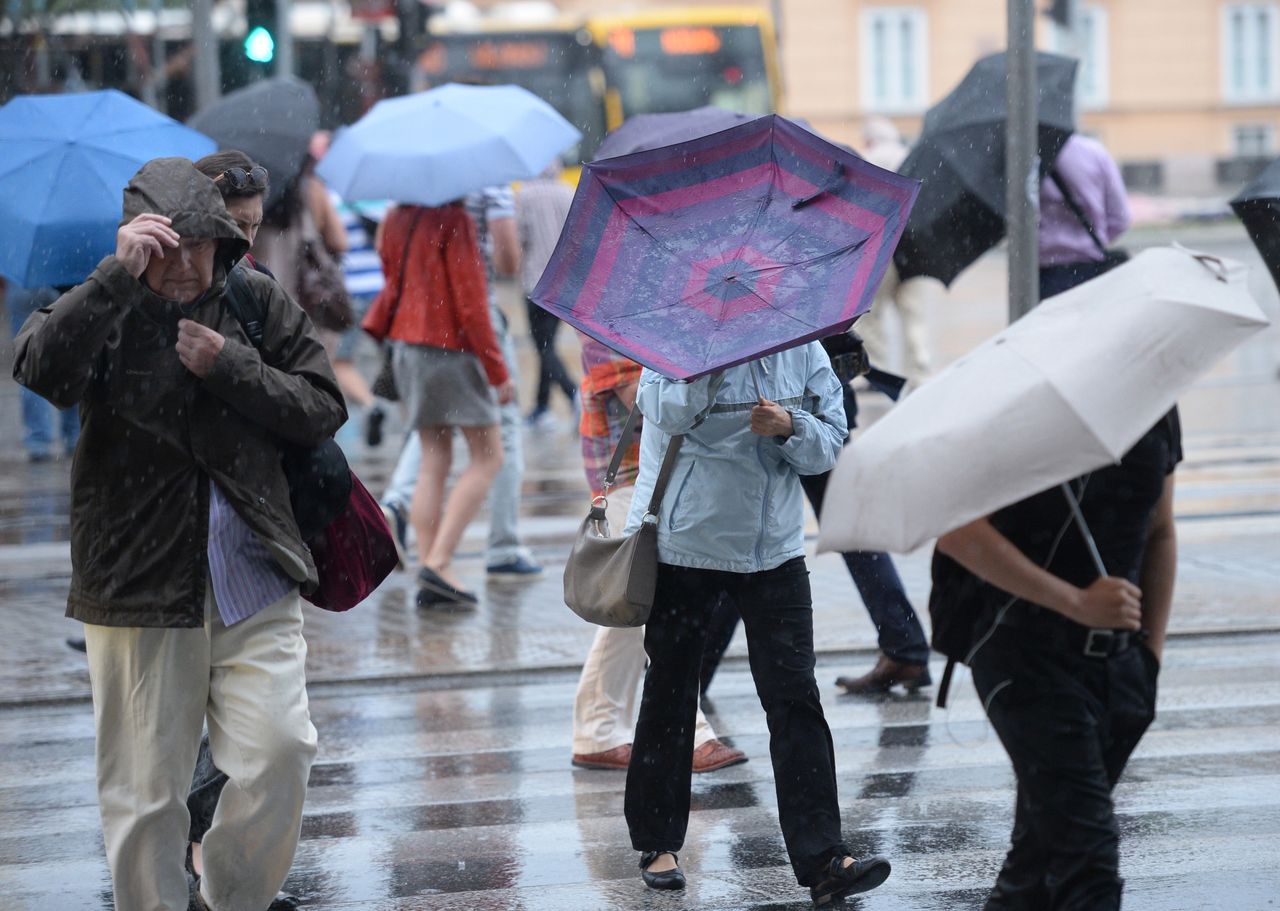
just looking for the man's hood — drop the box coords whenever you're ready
[121,157,249,275]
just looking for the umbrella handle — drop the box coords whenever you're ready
[792,162,846,209]
[1060,482,1107,578]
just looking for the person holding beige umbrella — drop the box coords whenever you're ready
[818,245,1269,911]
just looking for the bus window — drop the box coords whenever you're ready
[417,31,607,162]
[601,25,772,120]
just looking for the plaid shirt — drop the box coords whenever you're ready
[579,334,643,497]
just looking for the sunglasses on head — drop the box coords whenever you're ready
[214,166,269,192]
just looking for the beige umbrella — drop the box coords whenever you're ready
[817,245,1270,558]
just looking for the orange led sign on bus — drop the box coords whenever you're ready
[659,27,722,55]
[608,28,636,59]
[469,40,551,70]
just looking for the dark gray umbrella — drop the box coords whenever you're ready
[1230,158,1280,295]
[189,76,320,211]
[894,51,1078,286]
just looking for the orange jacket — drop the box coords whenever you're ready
[365,204,508,386]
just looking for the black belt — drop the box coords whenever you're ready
[998,608,1141,658]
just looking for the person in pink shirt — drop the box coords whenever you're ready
[1039,134,1132,299]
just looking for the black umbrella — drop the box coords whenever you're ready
[1230,159,1280,295]
[894,51,1078,286]
[188,76,320,211]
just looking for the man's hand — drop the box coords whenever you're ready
[495,379,516,405]
[1068,576,1143,630]
[116,214,180,278]
[750,396,794,438]
[176,319,225,378]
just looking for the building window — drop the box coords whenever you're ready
[1223,3,1280,103]
[1078,5,1109,109]
[1233,123,1275,155]
[860,7,928,113]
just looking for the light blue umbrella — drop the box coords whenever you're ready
[0,89,215,288]
[317,83,581,206]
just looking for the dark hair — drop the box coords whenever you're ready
[194,150,269,200]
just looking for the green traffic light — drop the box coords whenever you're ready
[244,26,275,63]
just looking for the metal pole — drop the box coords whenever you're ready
[275,0,294,77]
[191,0,220,112]
[1006,0,1039,322]
[150,0,166,113]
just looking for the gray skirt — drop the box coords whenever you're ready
[392,341,498,428]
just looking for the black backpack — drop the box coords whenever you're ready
[928,548,991,708]
[221,267,351,539]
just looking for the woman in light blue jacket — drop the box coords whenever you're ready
[622,341,893,906]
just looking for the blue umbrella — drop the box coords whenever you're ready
[317,83,581,206]
[0,89,215,287]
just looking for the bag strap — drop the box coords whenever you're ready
[1049,169,1109,259]
[382,208,426,334]
[600,403,685,517]
[222,267,267,350]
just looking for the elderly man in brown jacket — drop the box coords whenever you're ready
[13,158,346,911]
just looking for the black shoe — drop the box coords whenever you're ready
[810,855,892,906]
[267,892,302,910]
[640,851,685,891]
[417,567,478,605]
[365,405,386,448]
[379,503,409,570]
[65,637,86,653]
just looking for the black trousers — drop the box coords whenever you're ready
[524,297,577,412]
[970,627,1159,911]
[625,558,850,885]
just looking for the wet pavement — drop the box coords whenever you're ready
[1,224,1279,908]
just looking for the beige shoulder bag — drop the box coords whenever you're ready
[563,406,684,627]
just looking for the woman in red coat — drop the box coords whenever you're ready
[367,203,514,607]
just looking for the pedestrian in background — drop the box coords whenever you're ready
[13,157,345,911]
[517,164,578,430]
[1039,133,1132,299]
[853,116,938,386]
[368,202,513,607]
[569,333,745,774]
[622,346,891,905]
[4,280,78,461]
[936,410,1178,910]
[380,184,544,578]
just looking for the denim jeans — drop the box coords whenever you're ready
[626,558,850,886]
[8,286,79,457]
[971,626,1158,911]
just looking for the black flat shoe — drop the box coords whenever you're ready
[417,567,478,605]
[640,851,686,891]
[810,855,891,906]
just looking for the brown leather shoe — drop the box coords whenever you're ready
[572,743,632,770]
[835,654,932,694]
[691,739,748,773]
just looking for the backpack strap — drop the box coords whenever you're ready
[222,266,268,350]
[936,657,957,709]
[1049,169,1109,259]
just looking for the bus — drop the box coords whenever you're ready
[418,6,782,161]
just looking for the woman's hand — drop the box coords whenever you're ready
[494,379,515,405]
[750,397,793,438]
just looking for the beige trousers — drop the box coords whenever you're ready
[858,265,942,386]
[571,485,716,754]
[84,586,316,911]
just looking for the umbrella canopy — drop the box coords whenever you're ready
[817,246,1269,555]
[894,52,1078,286]
[594,106,753,160]
[531,114,920,381]
[316,83,581,206]
[187,76,319,212]
[1230,158,1280,295]
[0,89,215,288]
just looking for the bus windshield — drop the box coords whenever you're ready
[601,24,772,118]
[418,31,607,161]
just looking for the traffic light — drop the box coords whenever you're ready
[244,0,277,66]
[1044,0,1072,28]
